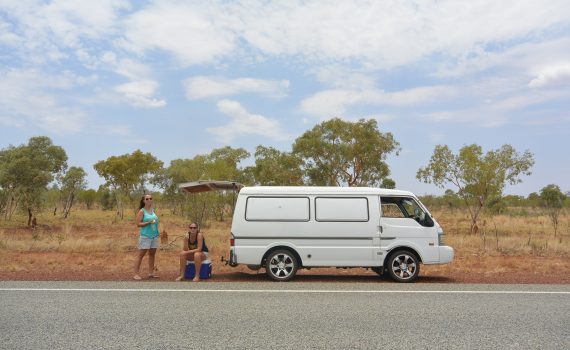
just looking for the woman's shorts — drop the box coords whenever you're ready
[139,236,159,250]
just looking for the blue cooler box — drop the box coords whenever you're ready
[184,260,212,279]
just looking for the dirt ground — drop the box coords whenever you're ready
[1,250,568,284]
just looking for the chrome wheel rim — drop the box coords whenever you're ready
[268,253,295,279]
[390,254,417,280]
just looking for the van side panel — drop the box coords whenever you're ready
[232,194,380,267]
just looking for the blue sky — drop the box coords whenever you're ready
[1,0,569,196]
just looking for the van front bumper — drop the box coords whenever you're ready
[439,246,454,264]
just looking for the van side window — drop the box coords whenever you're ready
[381,203,406,218]
[380,196,434,227]
[315,197,369,222]
[245,197,310,221]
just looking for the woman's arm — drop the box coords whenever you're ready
[196,232,204,252]
[182,235,189,252]
[136,210,151,228]
[186,233,204,254]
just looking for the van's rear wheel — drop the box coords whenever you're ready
[265,250,298,281]
[387,250,420,282]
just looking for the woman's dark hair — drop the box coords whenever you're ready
[139,196,146,210]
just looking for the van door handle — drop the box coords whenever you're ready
[378,225,383,233]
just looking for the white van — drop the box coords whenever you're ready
[228,186,453,282]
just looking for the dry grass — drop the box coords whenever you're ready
[0,207,569,282]
[432,208,570,256]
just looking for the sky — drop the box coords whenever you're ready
[1,0,569,196]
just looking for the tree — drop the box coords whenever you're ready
[0,136,67,224]
[159,147,250,222]
[205,147,250,221]
[251,146,303,185]
[417,144,534,234]
[540,184,566,237]
[78,189,98,209]
[292,118,400,186]
[93,150,163,219]
[59,166,87,218]
[380,178,396,189]
[96,185,116,210]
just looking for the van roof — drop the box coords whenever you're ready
[239,186,415,196]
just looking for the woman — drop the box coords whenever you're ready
[133,194,160,280]
[176,222,208,282]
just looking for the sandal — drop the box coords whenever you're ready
[133,275,142,280]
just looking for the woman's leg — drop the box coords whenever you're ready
[148,248,158,277]
[193,252,205,282]
[176,251,193,281]
[134,249,147,280]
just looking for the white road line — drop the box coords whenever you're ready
[0,288,569,294]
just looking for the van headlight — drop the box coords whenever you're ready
[438,228,445,246]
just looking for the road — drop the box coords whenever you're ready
[1,281,569,349]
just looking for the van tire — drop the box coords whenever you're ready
[386,250,420,282]
[265,249,299,282]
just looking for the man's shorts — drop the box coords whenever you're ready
[139,236,159,250]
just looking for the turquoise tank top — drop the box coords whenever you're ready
[140,208,159,238]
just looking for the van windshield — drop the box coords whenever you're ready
[381,196,434,227]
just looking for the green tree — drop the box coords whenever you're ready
[0,136,67,224]
[97,185,116,210]
[251,146,303,185]
[292,118,400,186]
[78,189,98,210]
[527,192,541,207]
[417,144,534,234]
[59,166,87,218]
[540,184,566,237]
[159,156,209,216]
[44,185,60,216]
[93,150,163,219]
[205,147,250,221]
[160,147,250,222]
[380,178,396,189]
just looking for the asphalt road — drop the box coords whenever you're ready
[1,281,569,349]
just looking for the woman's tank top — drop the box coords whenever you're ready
[140,208,159,238]
[188,232,209,252]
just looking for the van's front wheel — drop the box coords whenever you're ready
[265,250,298,281]
[387,250,420,282]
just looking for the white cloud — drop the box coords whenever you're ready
[300,86,456,118]
[207,99,290,143]
[0,69,87,133]
[528,63,570,88]
[0,0,128,63]
[434,37,570,79]
[236,0,570,69]
[420,83,569,128]
[114,0,570,73]
[122,2,237,66]
[183,76,289,99]
[98,51,165,108]
[114,80,166,108]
